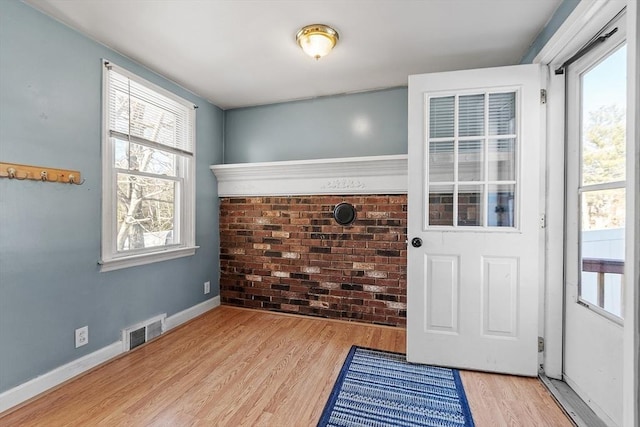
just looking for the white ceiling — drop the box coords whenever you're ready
[25,0,562,110]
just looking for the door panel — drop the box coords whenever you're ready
[425,255,459,333]
[482,256,518,337]
[407,64,542,376]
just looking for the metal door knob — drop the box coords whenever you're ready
[411,237,422,248]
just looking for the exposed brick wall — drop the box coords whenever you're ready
[219,195,407,327]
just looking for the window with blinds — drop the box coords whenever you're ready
[427,91,518,228]
[101,61,197,271]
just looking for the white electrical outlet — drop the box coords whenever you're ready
[204,281,211,294]
[75,326,88,348]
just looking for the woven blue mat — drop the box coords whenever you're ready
[317,346,475,427]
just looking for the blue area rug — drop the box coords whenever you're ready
[318,346,475,427]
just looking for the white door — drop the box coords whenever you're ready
[564,17,627,426]
[407,64,543,376]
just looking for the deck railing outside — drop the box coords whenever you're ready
[582,257,624,312]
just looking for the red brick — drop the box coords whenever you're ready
[220,194,407,327]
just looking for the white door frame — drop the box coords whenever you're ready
[535,0,638,424]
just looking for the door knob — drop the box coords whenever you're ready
[411,237,422,248]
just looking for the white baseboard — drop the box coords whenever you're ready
[164,296,220,331]
[0,296,220,415]
[0,341,123,414]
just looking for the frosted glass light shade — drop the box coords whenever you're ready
[296,24,339,60]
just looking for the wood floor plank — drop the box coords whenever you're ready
[0,306,571,426]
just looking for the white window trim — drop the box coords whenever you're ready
[100,60,198,272]
[99,246,197,272]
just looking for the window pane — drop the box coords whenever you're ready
[488,139,516,181]
[114,138,129,170]
[582,188,625,231]
[116,173,177,251]
[458,184,483,226]
[426,90,518,230]
[582,44,626,185]
[458,94,484,137]
[603,273,623,317]
[429,141,454,182]
[489,92,515,135]
[429,185,454,226]
[458,140,483,181]
[580,272,599,306]
[429,96,454,138]
[580,268,624,317]
[113,138,177,177]
[488,184,515,227]
[580,188,625,317]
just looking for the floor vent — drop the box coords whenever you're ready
[122,313,166,351]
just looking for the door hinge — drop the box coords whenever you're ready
[540,89,547,104]
[539,214,546,229]
[538,336,545,352]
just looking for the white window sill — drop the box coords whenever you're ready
[99,246,199,272]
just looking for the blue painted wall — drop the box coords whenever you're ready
[223,88,408,163]
[520,0,580,63]
[224,0,581,165]
[0,0,578,398]
[0,1,223,393]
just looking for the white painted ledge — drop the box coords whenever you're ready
[210,154,408,197]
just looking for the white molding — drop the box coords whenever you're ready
[164,296,220,331]
[623,2,639,425]
[0,341,123,414]
[534,0,627,67]
[99,246,198,272]
[542,70,566,380]
[210,155,408,197]
[0,296,220,415]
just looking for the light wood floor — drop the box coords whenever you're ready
[1,306,572,426]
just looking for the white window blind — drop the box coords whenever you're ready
[107,65,195,156]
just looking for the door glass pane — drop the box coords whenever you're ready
[488,139,516,181]
[430,96,454,138]
[581,45,626,186]
[426,91,518,229]
[580,188,625,317]
[489,92,516,135]
[578,43,626,318]
[458,140,483,181]
[488,184,515,227]
[428,185,454,226]
[459,94,484,137]
[458,185,483,226]
[429,141,454,182]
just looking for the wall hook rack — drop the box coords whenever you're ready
[0,162,84,185]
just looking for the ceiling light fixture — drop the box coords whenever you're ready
[296,24,339,60]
